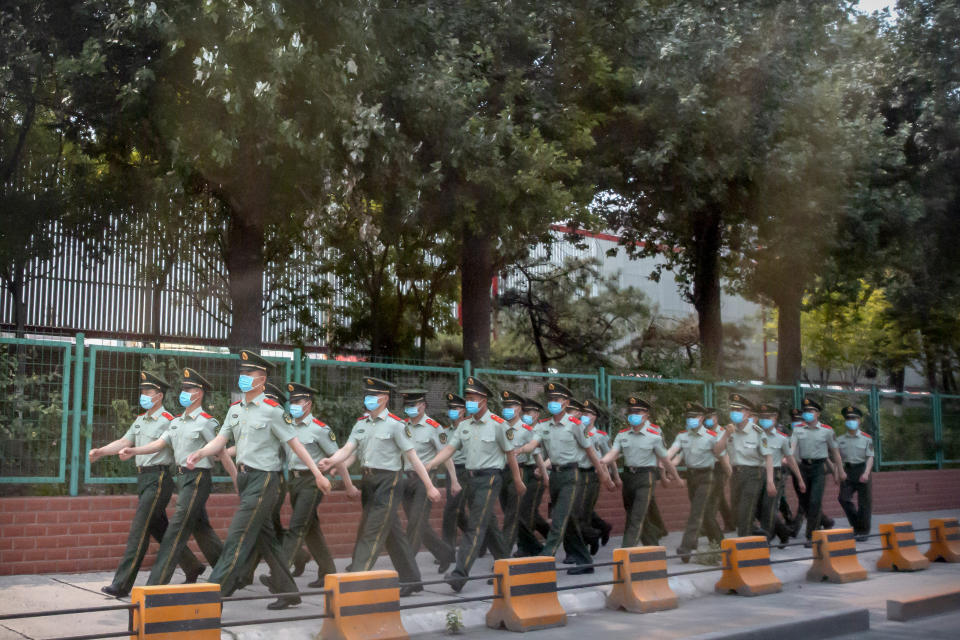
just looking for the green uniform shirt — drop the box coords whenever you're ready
[123,410,176,467]
[347,411,414,471]
[579,429,607,469]
[404,415,444,470]
[534,414,592,467]
[611,423,668,467]
[836,430,874,463]
[671,426,720,469]
[162,407,218,468]
[447,410,515,470]
[218,393,297,472]
[764,429,792,469]
[286,414,339,470]
[790,422,838,460]
[728,422,773,467]
[442,423,468,465]
[512,422,537,465]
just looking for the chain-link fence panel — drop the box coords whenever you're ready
[713,382,797,429]
[798,387,873,433]
[84,346,292,485]
[0,338,71,486]
[941,395,960,465]
[606,376,708,446]
[876,392,937,466]
[471,368,600,415]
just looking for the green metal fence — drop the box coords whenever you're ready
[0,333,956,495]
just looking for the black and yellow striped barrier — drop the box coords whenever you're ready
[877,522,930,572]
[320,570,407,640]
[807,529,868,583]
[925,518,960,563]
[714,536,782,596]
[129,583,220,639]
[486,556,566,632]
[606,547,677,613]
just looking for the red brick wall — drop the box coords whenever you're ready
[2,469,958,576]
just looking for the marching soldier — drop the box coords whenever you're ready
[754,404,805,546]
[514,382,614,575]
[185,350,332,609]
[263,383,359,590]
[440,393,468,549]
[89,371,204,597]
[599,396,680,548]
[791,397,846,547]
[515,396,550,556]
[667,402,731,562]
[400,389,457,573]
[117,368,237,587]
[583,400,615,550]
[836,406,874,541]
[317,377,441,597]
[426,377,526,592]
[725,394,776,537]
[569,397,602,555]
[496,390,529,555]
[703,407,735,534]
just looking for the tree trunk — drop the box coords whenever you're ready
[460,225,492,366]
[224,212,265,349]
[11,262,26,338]
[691,210,723,375]
[775,288,803,384]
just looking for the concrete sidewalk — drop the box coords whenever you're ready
[0,508,956,640]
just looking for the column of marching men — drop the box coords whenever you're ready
[88,349,875,610]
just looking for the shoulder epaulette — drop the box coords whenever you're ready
[569,416,582,424]
[861,432,872,439]
[597,430,607,436]
[200,412,213,419]
[650,423,661,429]
[820,423,833,430]
[587,430,595,437]
[230,400,241,406]
[777,430,787,437]
[161,411,174,421]
[313,418,327,427]
[426,418,440,428]
[646,427,659,435]
[358,414,369,420]
[263,398,280,407]
[620,428,630,433]
[522,424,534,431]
[138,412,146,418]
[539,417,551,423]
[753,424,763,433]
[491,414,505,424]
[646,424,661,433]
[706,429,718,437]
[388,412,403,421]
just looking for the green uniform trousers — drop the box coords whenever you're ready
[540,467,590,566]
[797,459,826,539]
[732,465,764,537]
[838,462,871,536]
[239,477,290,587]
[148,469,222,585]
[516,466,546,556]
[441,465,469,548]
[350,470,420,584]
[403,470,455,565]
[620,467,657,548]
[282,472,336,579]
[209,469,295,597]
[679,468,714,554]
[757,468,789,540]
[571,470,600,549]
[701,465,731,540]
[498,471,521,554]
[109,466,202,594]
[450,471,509,580]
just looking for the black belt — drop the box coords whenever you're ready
[800,458,825,466]
[289,468,314,478]
[843,462,866,469]
[239,464,270,474]
[579,466,595,473]
[467,468,501,477]
[624,466,657,474]
[454,463,466,471]
[137,465,166,474]
[733,465,762,472]
[686,466,713,473]
[554,463,579,471]
[362,467,397,476]
[522,464,539,469]
[176,466,209,475]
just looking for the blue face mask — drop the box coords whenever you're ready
[627,414,643,427]
[729,410,744,424]
[802,411,816,423]
[139,394,155,411]
[447,408,461,421]
[521,414,534,425]
[759,418,774,430]
[704,417,715,427]
[502,407,516,420]
[580,415,592,426]
[685,417,700,430]
[238,375,255,393]
[845,419,859,431]
[290,404,305,419]
[465,400,480,415]
[179,391,194,408]
[547,401,563,416]
[404,406,419,417]
[363,395,381,411]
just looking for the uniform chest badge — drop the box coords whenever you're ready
[506,428,515,441]
[329,431,337,442]
[439,432,448,444]
[283,412,293,424]
[404,426,413,438]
